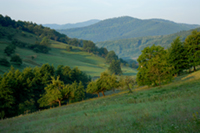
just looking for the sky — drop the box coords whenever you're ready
[0,0,200,25]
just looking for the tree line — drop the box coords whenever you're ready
[0,64,91,119]
[137,30,200,87]
[0,14,130,66]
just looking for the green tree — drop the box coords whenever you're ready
[184,30,200,71]
[168,37,189,76]
[119,76,135,93]
[66,46,72,51]
[86,72,118,97]
[10,55,22,65]
[137,45,173,87]
[106,51,118,63]
[40,37,51,46]
[38,76,71,107]
[0,58,10,67]
[4,44,16,56]
[69,81,85,103]
[108,60,122,75]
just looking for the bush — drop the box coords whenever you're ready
[10,55,22,65]
[4,44,16,56]
[0,58,10,67]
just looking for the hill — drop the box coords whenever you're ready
[0,69,200,132]
[57,16,199,42]
[96,27,200,59]
[43,19,100,29]
[0,24,136,77]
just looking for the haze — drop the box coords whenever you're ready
[0,0,200,25]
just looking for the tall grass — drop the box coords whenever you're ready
[0,71,200,133]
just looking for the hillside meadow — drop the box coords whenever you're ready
[0,70,200,132]
[0,28,137,77]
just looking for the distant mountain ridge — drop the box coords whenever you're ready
[43,19,100,29]
[96,27,200,59]
[57,16,199,42]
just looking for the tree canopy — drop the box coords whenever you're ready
[184,30,200,71]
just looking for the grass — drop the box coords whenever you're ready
[0,70,200,133]
[0,30,137,77]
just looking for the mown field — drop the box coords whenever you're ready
[0,70,199,133]
[0,30,137,77]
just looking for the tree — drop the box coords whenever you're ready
[86,72,118,97]
[0,58,10,67]
[119,76,135,93]
[38,76,71,107]
[4,44,16,56]
[106,51,118,63]
[108,60,122,75]
[137,45,173,87]
[10,55,22,65]
[184,30,200,71]
[168,37,189,76]
[83,40,96,53]
[66,46,72,51]
[40,37,51,47]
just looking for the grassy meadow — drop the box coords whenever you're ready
[0,70,200,132]
[0,30,137,77]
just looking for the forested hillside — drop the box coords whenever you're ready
[58,16,199,42]
[97,27,200,59]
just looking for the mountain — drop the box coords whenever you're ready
[96,27,200,59]
[57,16,199,42]
[43,19,100,29]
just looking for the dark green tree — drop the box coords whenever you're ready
[184,30,200,71]
[168,37,189,76]
[0,58,10,67]
[4,44,16,56]
[106,51,118,63]
[10,55,22,65]
[66,46,72,51]
[108,60,122,75]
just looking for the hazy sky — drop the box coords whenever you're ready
[0,0,200,24]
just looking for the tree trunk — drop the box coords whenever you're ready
[101,91,105,96]
[58,100,61,107]
[126,83,132,93]
[97,93,100,97]
[194,66,196,71]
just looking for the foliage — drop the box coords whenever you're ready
[106,50,118,63]
[66,46,72,51]
[137,45,173,86]
[0,63,90,118]
[1,70,200,133]
[0,58,10,67]
[40,37,51,47]
[168,37,189,75]
[10,55,22,65]
[86,72,118,97]
[119,76,135,93]
[58,16,199,42]
[96,27,200,59]
[184,30,200,71]
[108,60,122,75]
[38,76,70,107]
[4,44,16,56]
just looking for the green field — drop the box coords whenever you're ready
[0,29,137,77]
[0,70,200,132]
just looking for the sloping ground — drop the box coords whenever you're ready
[0,29,137,77]
[0,71,200,132]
